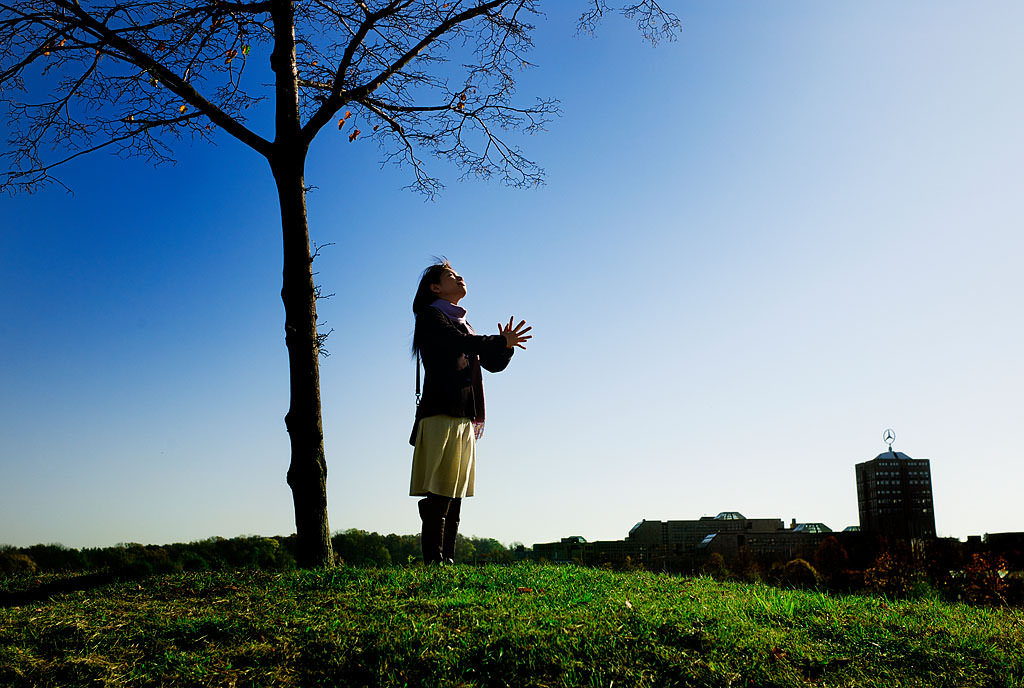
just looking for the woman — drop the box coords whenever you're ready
[409,259,531,565]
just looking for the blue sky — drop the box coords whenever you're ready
[2,1,1023,549]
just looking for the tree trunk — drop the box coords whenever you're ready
[273,156,333,569]
[270,0,332,568]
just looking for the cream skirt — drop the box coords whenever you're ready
[409,415,476,498]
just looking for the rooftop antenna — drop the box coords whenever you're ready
[882,428,896,453]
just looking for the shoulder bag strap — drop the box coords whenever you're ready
[415,351,421,406]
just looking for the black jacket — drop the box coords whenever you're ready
[410,306,514,445]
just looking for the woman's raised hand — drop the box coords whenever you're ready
[499,317,532,350]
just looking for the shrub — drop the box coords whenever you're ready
[731,547,764,582]
[779,558,821,589]
[865,551,915,598]
[738,559,764,583]
[1004,572,1024,606]
[835,568,865,591]
[253,537,296,570]
[701,552,731,580]
[814,536,849,588]
[952,552,1011,606]
[180,552,211,572]
[0,551,37,574]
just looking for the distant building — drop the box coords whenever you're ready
[983,532,1024,568]
[627,511,785,555]
[694,519,833,563]
[984,532,1024,551]
[855,449,936,539]
[531,536,589,563]
[533,511,840,569]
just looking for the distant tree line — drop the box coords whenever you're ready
[0,529,518,577]
[4,531,1019,607]
[0,537,297,577]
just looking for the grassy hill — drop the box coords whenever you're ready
[2,564,1022,687]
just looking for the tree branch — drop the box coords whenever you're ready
[361,96,440,197]
[300,0,511,145]
[52,0,273,157]
[4,113,199,192]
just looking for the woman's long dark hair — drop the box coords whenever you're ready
[411,257,452,357]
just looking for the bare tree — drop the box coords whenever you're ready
[1,0,678,567]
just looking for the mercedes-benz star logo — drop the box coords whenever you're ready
[883,428,896,447]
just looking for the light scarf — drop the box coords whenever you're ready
[430,298,474,333]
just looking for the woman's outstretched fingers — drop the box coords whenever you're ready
[500,316,532,349]
[513,318,532,349]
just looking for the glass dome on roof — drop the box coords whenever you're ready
[874,450,913,460]
[714,511,745,520]
[792,523,832,534]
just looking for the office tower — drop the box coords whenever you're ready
[856,448,936,538]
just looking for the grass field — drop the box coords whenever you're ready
[2,564,1022,687]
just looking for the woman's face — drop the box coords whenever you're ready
[431,267,467,304]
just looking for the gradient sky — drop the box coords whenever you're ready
[2,1,1022,550]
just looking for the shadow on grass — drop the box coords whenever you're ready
[0,570,149,608]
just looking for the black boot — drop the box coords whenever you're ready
[442,498,462,565]
[419,495,447,565]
